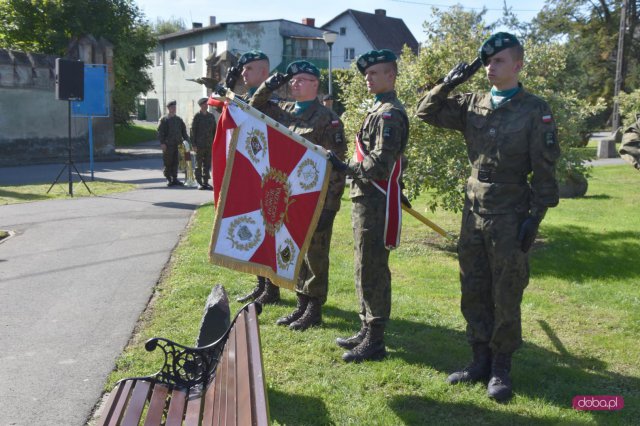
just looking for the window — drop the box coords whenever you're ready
[344,48,355,61]
[340,27,346,35]
[170,50,177,65]
[155,52,163,66]
[209,42,217,56]
[188,46,196,63]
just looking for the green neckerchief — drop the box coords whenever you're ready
[490,86,520,108]
[374,91,394,103]
[293,100,314,116]
[247,87,257,98]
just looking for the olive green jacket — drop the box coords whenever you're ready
[417,83,560,216]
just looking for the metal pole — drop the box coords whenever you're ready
[68,101,73,196]
[328,43,333,97]
[612,0,628,131]
[89,116,94,181]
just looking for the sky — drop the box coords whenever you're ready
[135,0,548,42]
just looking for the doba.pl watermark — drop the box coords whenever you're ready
[573,395,624,411]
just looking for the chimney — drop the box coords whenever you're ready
[192,22,202,29]
[302,18,315,27]
[210,16,216,26]
[374,9,386,16]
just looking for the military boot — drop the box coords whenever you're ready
[342,323,386,363]
[255,280,280,305]
[237,276,266,303]
[276,293,309,326]
[487,352,513,402]
[446,343,492,384]
[336,322,367,349]
[289,296,321,331]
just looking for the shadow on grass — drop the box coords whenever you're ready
[0,188,49,202]
[318,304,638,418]
[580,194,612,200]
[389,395,561,425]
[533,224,640,281]
[268,388,333,425]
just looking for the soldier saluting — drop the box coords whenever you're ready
[416,33,561,401]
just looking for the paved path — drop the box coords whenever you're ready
[0,150,212,425]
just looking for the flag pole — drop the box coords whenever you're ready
[401,203,453,240]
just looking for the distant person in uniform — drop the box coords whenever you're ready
[250,60,347,330]
[416,32,561,402]
[191,97,216,190]
[158,100,189,187]
[619,114,640,170]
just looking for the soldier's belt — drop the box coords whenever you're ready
[471,168,526,184]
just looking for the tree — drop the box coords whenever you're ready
[336,6,605,212]
[530,0,640,120]
[0,0,156,123]
[152,16,186,36]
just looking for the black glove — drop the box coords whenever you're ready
[517,216,540,253]
[400,193,412,209]
[443,58,481,89]
[327,150,348,173]
[224,65,243,90]
[264,72,292,91]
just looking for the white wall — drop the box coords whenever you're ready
[323,14,374,70]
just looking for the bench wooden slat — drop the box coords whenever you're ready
[215,325,233,426]
[184,391,203,426]
[98,379,134,426]
[201,373,217,426]
[165,388,187,426]
[235,311,252,426]
[247,304,269,425]
[143,383,169,426]
[225,315,239,426]
[120,380,151,426]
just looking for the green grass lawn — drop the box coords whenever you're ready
[0,181,136,205]
[107,165,639,425]
[115,122,157,147]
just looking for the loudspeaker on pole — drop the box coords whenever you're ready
[55,58,84,101]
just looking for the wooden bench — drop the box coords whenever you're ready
[97,302,269,425]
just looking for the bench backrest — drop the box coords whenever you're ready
[97,303,268,425]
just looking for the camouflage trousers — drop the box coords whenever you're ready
[194,146,211,185]
[352,194,391,325]
[458,210,530,354]
[296,209,336,304]
[162,144,179,180]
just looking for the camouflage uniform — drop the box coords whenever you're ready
[190,110,217,185]
[619,114,640,170]
[251,85,347,303]
[417,82,560,354]
[347,91,409,325]
[158,115,189,182]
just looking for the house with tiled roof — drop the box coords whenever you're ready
[321,9,419,69]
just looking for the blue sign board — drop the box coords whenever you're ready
[72,64,109,117]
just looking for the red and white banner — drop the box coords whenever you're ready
[353,136,402,249]
[209,101,330,289]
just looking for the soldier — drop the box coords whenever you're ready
[224,50,283,305]
[224,50,270,101]
[328,50,409,362]
[619,114,640,170]
[416,33,561,401]
[250,61,347,330]
[191,97,216,190]
[158,100,189,187]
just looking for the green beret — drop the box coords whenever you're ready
[238,50,268,66]
[356,49,397,74]
[479,32,521,65]
[166,100,176,107]
[286,60,320,78]
[197,97,208,106]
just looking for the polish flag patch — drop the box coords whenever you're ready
[542,114,553,123]
[382,112,393,120]
[331,120,340,127]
